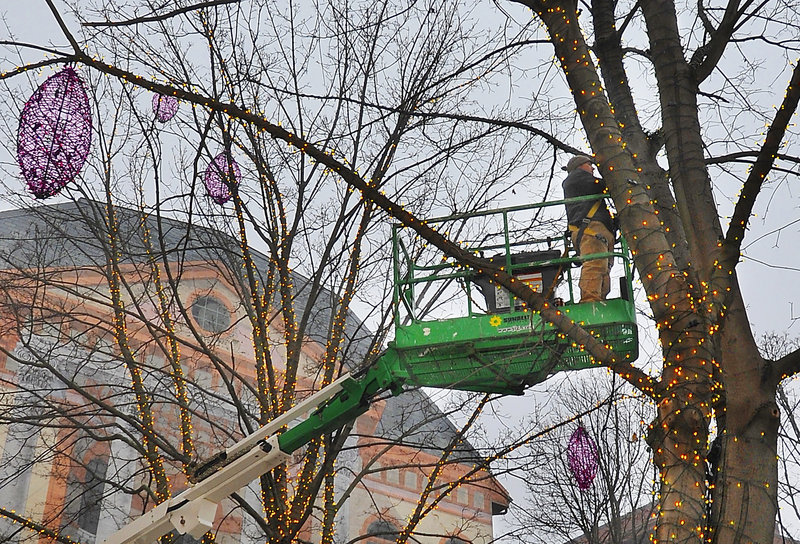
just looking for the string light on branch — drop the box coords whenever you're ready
[152,93,179,122]
[204,152,240,205]
[568,425,599,490]
[17,66,92,198]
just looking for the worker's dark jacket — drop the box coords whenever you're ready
[562,169,614,233]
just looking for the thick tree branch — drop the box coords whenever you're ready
[774,346,800,381]
[641,0,724,283]
[512,0,693,329]
[591,0,693,274]
[690,0,746,83]
[707,150,800,167]
[0,57,68,81]
[720,60,800,269]
[617,1,641,36]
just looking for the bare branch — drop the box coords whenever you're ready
[690,0,747,83]
[0,507,81,544]
[0,57,69,80]
[0,40,69,59]
[617,0,641,36]
[707,150,800,167]
[82,0,241,27]
[44,0,82,54]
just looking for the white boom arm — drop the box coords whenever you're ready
[103,374,353,544]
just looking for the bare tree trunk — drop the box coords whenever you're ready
[710,286,780,544]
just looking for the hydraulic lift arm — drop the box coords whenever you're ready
[103,354,404,544]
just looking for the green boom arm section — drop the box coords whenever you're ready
[278,353,404,453]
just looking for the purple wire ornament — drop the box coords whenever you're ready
[567,425,599,491]
[204,152,240,205]
[17,66,93,199]
[152,93,179,122]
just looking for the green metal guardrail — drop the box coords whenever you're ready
[388,197,638,395]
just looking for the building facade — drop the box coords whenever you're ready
[0,199,508,544]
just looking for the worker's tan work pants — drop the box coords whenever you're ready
[572,221,614,303]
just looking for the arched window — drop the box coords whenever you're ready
[191,295,231,333]
[60,436,110,542]
[366,519,399,543]
[60,449,108,541]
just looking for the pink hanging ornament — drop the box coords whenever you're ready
[204,152,240,205]
[152,94,179,122]
[567,425,599,491]
[17,66,92,198]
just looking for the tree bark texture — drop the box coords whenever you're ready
[511,0,783,542]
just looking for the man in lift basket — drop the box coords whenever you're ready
[562,155,616,303]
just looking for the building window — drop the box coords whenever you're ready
[404,470,417,490]
[77,455,108,535]
[366,520,399,543]
[191,295,231,333]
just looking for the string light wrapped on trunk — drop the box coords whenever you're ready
[152,94,178,122]
[17,66,92,198]
[567,425,599,490]
[204,152,240,205]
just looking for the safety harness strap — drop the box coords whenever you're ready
[568,200,603,250]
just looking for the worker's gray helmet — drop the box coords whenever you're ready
[563,155,593,173]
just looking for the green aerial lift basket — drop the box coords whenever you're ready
[386,197,639,395]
